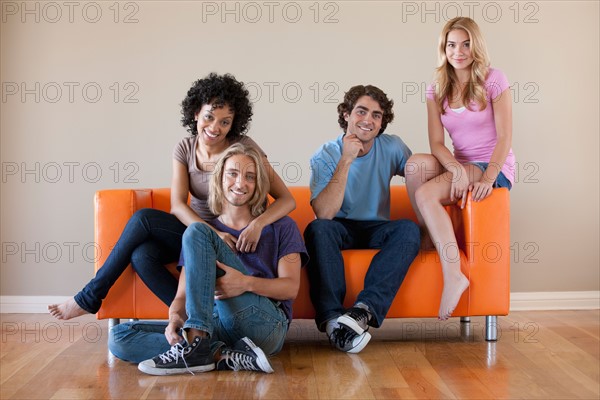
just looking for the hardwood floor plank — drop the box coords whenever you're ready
[275,343,319,399]
[1,314,100,399]
[312,342,376,399]
[421,342,497,399]
[501,313,599,399]
[387,342,457,399]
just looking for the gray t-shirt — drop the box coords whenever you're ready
[173,135,264,221]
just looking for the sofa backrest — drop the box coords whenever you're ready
[146,186,417,233]
[288,186,418,232]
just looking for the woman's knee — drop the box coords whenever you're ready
[405,154,439,183]
[130,240,166,280]
[130,208,161,223]
[414,179,446,209]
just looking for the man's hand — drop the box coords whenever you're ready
[214,261,247,300]
[342,134,364,161]
[164,316,185,346]
[217,230,237,252]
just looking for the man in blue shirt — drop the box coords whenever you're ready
[305,85,420,353]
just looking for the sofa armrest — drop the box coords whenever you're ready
[460,188,511,315]
[94,189,153,271]
[461,188,510,261]
[94,189,154,319]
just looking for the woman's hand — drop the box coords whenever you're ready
[216,230,237,252]
[471,180,494,202]
[214,262,247,300]
[236,219,264,253]
[164,317,185,346]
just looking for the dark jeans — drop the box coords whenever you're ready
[304,218,420,331]
[74,208,184,313]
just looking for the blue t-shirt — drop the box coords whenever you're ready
[309,133,412,221]
[199,216,308,322]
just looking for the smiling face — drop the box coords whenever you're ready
[445,29,473,72]
[222,154,256,208]
[344,95,383,145]
[194,103,235,146]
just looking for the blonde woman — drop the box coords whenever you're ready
[406,17,515,320]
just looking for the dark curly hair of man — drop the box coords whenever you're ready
[181,73,253,140]
[337,85,394,135]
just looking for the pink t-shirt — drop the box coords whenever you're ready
[426,68,515,184]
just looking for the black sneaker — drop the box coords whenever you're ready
[216,337,274,373]
[337,306,371,335]
[328,325,371,354]
[138,336,215,375]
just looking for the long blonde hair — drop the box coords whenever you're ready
[434,17,490,114]
[208,143,270,217]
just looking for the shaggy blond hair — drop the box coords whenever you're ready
[208,143,269,217]
[434,17,490,114]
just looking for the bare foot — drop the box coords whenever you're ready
[48,298,89,320]
[438,272,469,320]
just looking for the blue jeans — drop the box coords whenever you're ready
[108,223,288,363]
[74,208,183,313]
[304,218,420,331]
[467,162,513,189]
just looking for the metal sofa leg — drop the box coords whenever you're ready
[108,318,120,330]
[459,317,472,340]
[485,316,498,341]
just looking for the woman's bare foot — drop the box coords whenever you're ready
[438,272,469,320]
[48,297,89,320]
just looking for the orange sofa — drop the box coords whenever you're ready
[94,186,510,341]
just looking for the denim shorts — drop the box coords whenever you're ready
[467,162,512,190]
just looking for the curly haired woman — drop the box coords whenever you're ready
[49,73,295,320]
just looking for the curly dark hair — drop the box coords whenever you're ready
[181,73,253,140]
[337,85,394,135]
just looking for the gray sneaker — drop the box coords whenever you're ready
[328,325,371,354]
[337,306,371,335]
[138,336,215,376]
[216,337,274,373]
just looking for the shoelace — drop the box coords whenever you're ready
[347,308,369,326]
[331,328,357,349]
[222,350,258,371]
[157,343,195,375]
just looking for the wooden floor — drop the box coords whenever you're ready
[1,310,598,399]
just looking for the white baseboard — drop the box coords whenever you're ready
[1,292,599,314]
[509,291,600,311]
[1,296,70,314]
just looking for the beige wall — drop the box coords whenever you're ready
[1,1,598,297]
